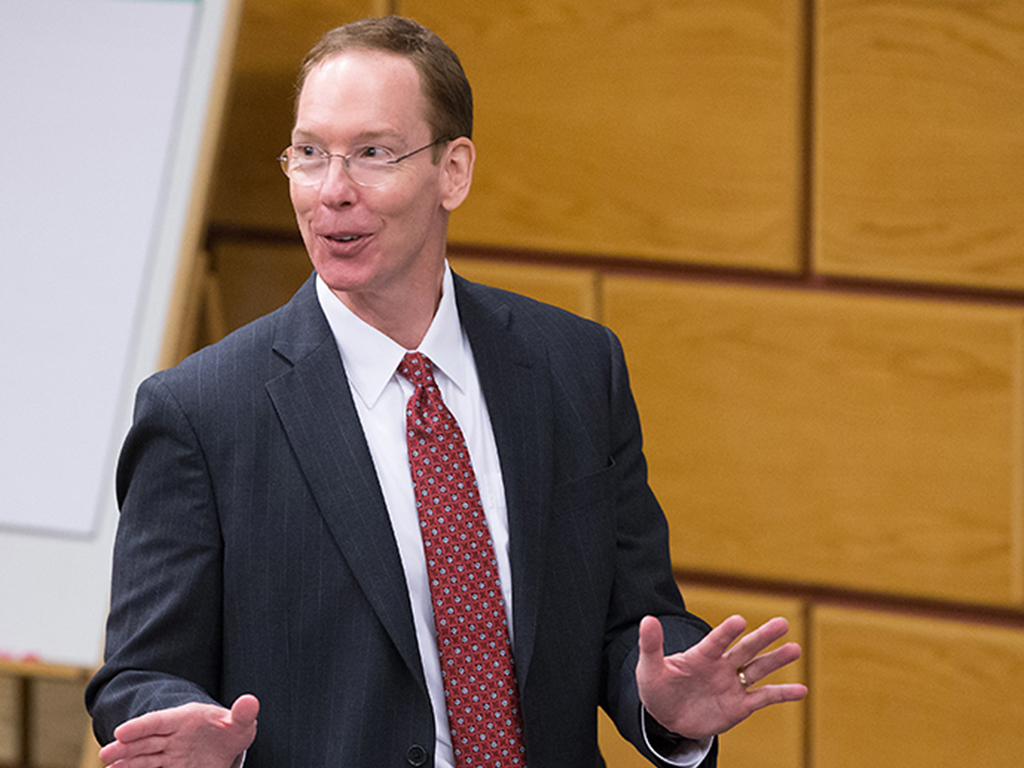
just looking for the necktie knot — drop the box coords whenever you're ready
[399,351,435,389]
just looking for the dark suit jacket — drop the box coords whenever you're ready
[86,273,717,768]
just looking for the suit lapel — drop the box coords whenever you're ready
[264,278,423,686]
[259,275,555,693]
[454,276,554,691]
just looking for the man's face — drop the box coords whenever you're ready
[289,50,465,312]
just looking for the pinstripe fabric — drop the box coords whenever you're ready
[87,272,717,768]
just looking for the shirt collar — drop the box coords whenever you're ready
[315,264,467,409]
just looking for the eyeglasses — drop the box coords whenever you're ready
[277,138,449,187]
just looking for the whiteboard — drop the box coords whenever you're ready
[0,0,236,667]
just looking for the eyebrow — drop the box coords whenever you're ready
[290,127,406,147]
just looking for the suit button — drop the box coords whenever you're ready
[407,745,428,766]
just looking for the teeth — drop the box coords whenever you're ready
[330,235,360,242]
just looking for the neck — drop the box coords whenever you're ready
[332,265,445,350]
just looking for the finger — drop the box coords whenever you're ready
[99,734,167,763]
[745,681,809,711]
[99,736,166,765]
[98,738,124,763]
[106,753,167,768]
[693,614,748,659]
[739,641,802,684]
[635,616,670,708]
[229,694,260,729]
[725,617,792,666]
[98,742,125,765]
[111,708,177,743]
[637,615,665,665]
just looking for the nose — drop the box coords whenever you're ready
[317,155,359,206]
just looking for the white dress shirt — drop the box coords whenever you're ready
[315,267,709,767]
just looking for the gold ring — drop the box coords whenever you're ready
[737,669,752,687]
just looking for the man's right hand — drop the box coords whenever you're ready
[98,693,259,768]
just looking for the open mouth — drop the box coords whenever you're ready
[328,234,362,242]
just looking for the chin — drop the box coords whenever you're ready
[313,259,380,295]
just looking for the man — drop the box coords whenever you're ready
[87,16,805,768]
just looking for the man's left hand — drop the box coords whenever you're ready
[636,614,808,742]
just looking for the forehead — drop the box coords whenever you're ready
[294,50,429,141]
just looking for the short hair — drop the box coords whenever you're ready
[296,16,473,145]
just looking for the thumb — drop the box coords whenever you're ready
[636,615,665,682]
[229,694,260,729]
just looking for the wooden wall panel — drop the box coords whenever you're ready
[816,0,1024,290]
[604,276,1024,605]
[449,257,598,319]
[32,678,90,768]
[405,0,805,272]
[812,605,1024,766]
[596,710,649,768]
[211,241,311,333]
[0,673,16,765]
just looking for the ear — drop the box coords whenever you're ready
[439,137,476,212]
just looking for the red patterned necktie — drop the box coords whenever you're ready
[399,352,527,767]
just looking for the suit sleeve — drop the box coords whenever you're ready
[86,373,225,743]
[597,328,718,767]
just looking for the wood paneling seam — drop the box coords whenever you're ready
[1013,319,1024,604]
[800,0,816,279]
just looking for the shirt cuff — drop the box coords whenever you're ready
[641,707,714,767]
